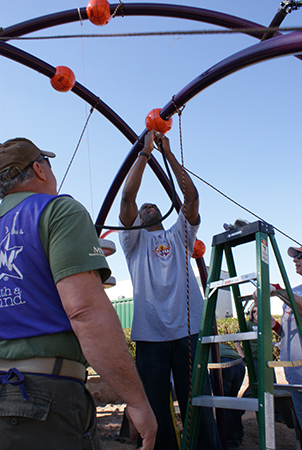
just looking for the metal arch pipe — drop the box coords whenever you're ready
[160,31,302,118]
[98,30,302,230]
[1,3,299,230]
[1,3,269,41]
[0,38,182,221]
[1,4,302,288]
[0,39,137,143]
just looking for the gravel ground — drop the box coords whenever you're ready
[94,368,299,449]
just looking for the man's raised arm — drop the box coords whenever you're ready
[120,131,155,227]
[154,133,199,226]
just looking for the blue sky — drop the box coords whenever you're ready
[1,0,301,294]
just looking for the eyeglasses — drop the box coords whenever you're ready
[43,157,51,168]
[296,252,302,260]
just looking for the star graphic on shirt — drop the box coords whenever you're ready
[0,233,23,280]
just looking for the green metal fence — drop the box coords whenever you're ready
[111,297,134,329]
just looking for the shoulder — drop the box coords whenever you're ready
[176,209,201,227]
[46,195,88,215]
[41,195,93,228]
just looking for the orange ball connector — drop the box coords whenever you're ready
[192,240,206,259]
[86,0,111,26]
[145,108,173,134]
[50,66,76,92]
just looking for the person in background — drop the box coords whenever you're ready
[0,137,157,450]
[234,304,280,399]
[211,343,245,450]
[279,245,302,428]
[234,305,258,399]
[119,130,222,449]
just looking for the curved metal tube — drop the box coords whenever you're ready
[0,4,299,229]
[160,31,302,118]
[1,4,301,290]
[1,3,269,41]
[98,30,302,231]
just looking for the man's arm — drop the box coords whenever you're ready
[154,133,199,226]
[253,288,302,317]
[56,270,157,449]
[119,131,156,227]
[234,341,245,358]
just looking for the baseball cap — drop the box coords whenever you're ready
[0,138,56,180]
[288,246,302,258]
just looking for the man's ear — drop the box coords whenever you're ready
[32,161,46,180]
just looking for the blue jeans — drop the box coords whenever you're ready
[136,334,222,450]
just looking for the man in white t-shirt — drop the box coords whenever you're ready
[281,245,302,428]
[119,130,222,449]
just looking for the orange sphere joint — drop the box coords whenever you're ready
[86,0,111,26]
[145,108,173,134]
[50,66,76,92]
[192,240,206,259]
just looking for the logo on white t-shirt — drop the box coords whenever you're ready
[153,236,172,260]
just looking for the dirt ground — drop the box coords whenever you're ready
[96,404,298,450]
[91,368,299,449]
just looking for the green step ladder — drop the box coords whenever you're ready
[181,220,302,450]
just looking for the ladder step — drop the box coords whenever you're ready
[274,384,302,392]
[201,331,257,344]
[192,395,259,411]
[267,358,302,368]
[209,272,257,290]
[208,358,244,369]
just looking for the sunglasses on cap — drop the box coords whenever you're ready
[296,252,302,260]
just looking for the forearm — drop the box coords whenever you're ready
[162,150,199,224]
[234,341,244,358]
[75,307,148,404]
[165,151,198,201]
[120,134,154,226]
[58,274,146,406]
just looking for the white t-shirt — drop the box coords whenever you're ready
[119,210,204,342]
[280,284,302,385]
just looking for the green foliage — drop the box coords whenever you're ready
[123,316,282,362]
[216,316,281,360]
[123,328,136,361]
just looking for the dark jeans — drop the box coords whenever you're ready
[243,358,276,398]
[291,390,302,429]
[0,373,101,450]
[220,357,246,448]
[136,335,222,450]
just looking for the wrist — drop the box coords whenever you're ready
[138,151,151,160]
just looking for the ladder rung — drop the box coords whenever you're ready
[274,383,302,392]
[192,395,259,411]
[267,358,302,368]
[209,272,257,290]
[208,358,244,369]
[201,331,257,344]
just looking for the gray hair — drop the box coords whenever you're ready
[0,156,43,199]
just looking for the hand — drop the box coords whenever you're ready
[252,283,280,305]
[143,130,156,155]
[126,403,157,449]
[154,132,171,156]
[252,290,257,305]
